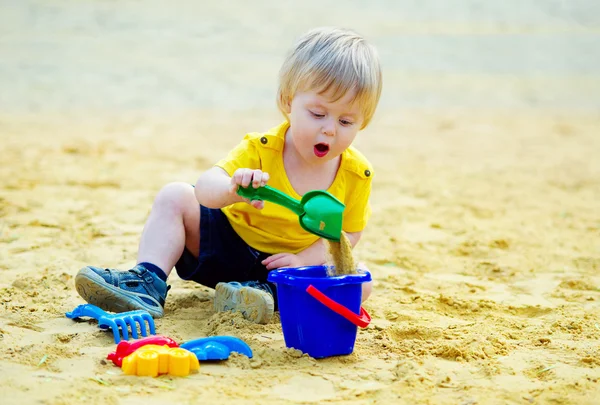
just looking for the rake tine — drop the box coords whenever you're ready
[124,317,139,339]
[66,304,158,343]
[114,318,129,341]
[102,319,121,344]
[141,313,156,335]
[132,315,147,337]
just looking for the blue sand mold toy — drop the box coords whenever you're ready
[181,336,253,360]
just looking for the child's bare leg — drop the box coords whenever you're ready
[357,262,373,302]
[75,182,200,317]
[362,281,372,302]
[136,182,200,275]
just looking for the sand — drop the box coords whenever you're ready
[326,234,357,276]
[1,1,600,404]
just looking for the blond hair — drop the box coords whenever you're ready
[277,27,382,129]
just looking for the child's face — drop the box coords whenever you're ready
[286,89,364,165]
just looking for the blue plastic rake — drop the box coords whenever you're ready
[66,304,156,343]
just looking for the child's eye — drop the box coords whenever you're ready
[340,119,354,126]
[310,111,324,118]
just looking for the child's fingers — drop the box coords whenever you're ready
[252,170,270,188]
[261,253,285,266]
[251,170,264,188]
[231,168,251,187]
[260,172,270,186]
[265,256,288,270]
[241,170,254,188]
[251,200,264,210]
[231,169,244,186]
[231,169,269,189]
[261,255,274,266]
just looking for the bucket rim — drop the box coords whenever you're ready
[267,265,371,287]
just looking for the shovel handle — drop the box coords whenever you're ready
[237,185,303,215]
[306,285,371,328]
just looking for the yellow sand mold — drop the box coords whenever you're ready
[121,345,200,377]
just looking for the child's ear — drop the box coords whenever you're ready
[283,96,292,114]
[278,94,292,114]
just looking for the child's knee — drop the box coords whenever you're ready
[154,182,197,212]
[361,280,372,302]
[357,262,372,302]
[154,182,196,205]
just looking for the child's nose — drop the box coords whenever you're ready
[322,119,336,136]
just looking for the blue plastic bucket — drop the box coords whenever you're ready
[267,265,371,358]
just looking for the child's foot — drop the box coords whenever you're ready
[214,281,274,324]
[74,264,169,318]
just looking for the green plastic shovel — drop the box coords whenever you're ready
[237,185,345,241]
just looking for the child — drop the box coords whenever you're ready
[75,27,382,324]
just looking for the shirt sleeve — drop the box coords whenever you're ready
[214,134,261,176]
[342,176,372,233]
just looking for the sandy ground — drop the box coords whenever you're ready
[1,1,600,404]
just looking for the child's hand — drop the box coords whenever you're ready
[262,253,302,270]
[230,168,270,210]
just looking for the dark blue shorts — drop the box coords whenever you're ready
[174,205,276,294]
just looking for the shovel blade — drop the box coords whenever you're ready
[299,191,345,241]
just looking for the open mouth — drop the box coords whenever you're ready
[314,143,330,158]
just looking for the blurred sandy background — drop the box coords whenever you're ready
[1,1,600,404]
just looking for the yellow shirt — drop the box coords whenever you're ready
[216,121,373,254]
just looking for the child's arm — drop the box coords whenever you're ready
[195,167,269,209]
[262,231,363,270]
